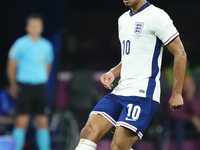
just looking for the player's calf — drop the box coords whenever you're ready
[111,140,133,150]
[110,126,139,150]
[80,122,96,140]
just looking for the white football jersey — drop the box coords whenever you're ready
[112,2,179,102]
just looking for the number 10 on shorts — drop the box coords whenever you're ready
[125,104,141,121]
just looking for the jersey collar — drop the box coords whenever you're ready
[129,1,151,17]
[27,34,41,43]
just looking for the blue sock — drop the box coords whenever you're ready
[36,129,50,150]
[12,127,26,150]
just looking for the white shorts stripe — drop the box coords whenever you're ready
[90,111,116,126]
[138,132,143,138]
[116,121,143,139]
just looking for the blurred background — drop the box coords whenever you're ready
[0,0,200,150]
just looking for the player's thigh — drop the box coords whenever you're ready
[81,114,114,143]
[16,84,32,115]
[32,85,48,116]
[91,93,123,126]
[111,126,139,150]
[81,93,122,143]
[33,85,49,129]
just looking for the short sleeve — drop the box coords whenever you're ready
[152,10,179,45]
[118,17,121,29]
[8,39,22,60]
[46,42,54,64]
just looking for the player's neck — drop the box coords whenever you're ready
[29,35,40,42]
[130,0,147,15]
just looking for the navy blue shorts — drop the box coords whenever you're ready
[91,93,158,139]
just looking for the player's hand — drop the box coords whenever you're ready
[100,71,115,90]
[8,86,18,99]
[168,93,184,111]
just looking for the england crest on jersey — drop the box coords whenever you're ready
[134,22,144,34]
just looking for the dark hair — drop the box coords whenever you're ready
[26,13,43,24]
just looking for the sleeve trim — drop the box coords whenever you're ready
[164,32,179,45]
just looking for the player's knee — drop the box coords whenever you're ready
[80,122,95,138]
[16,123,27,129]
[15,115,29,129]
[36,120,48,129]
[35,115,48,129]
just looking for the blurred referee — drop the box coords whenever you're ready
[7,13,53,150]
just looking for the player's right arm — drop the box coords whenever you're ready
[167,37,187,111]
[7,59,18,99]
[100,62,122,90]
[7,39,21,99]
[152,9,186,111]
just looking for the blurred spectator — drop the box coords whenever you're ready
[163,67,200,150]
[191,93,200,133]
[68,70,103,130]
[7,13,54,150]
[0,88,16,150]
[0,88,16,134]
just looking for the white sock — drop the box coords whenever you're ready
[75,139,97,150]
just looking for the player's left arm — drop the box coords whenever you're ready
[46,64,52,76]
[46,42,54,76]
[167,36,187,111]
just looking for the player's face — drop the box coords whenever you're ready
[123,0,141,8]
[26,19,43,37]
